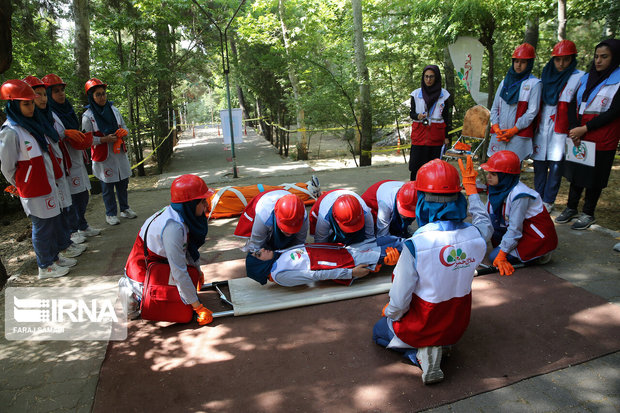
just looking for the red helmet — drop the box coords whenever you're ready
[0,79,37,101]
[170,174,213,203]
[332,194,365,233]
[396,181,418,218]
[552,40,577,57]
[481,150,521,174]
[274,194,305,234]
[22,76,46,89]
[512,43,536,59]
[42,73,66,88]
[414,159,461,193]
[85,78,107,95]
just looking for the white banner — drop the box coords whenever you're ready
[220,108,243,144]
[448,36,488,106]
[565,138,595,167]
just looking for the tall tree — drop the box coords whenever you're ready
[351,0,372,166]
[73,0,90,108]
[557,0,566,40]
[0,0,12,73]
[523,16,539,49]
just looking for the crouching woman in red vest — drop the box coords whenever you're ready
[119,174,214,325]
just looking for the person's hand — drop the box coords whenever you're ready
[112,137,123,153]
[458,155,478,195]
[194,304,213,325]
[64,129,85,144]
[115,128,128,138]
[490,124,501,135]
[568,126,587,146]
[384,247,400,266]
[417,112,427,120]
[500,126,519,141]
[4,185,18,197]
[352,264,370,279]
[493,250,515,276]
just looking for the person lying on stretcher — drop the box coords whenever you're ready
[245,236,402,287]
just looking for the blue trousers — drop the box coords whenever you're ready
[71,190,90,231]
[373,317,419,366]
[533,160,563,204]
[56,207,73,251]
[101,178,129,217]
[30,215,60,268]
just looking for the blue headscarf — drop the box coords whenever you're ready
[488,172,520,226]
[86,89,118,135]
[263,213,296,250]
[415,192,468,227]
[389,198,415,238]
[5,101,50,153]
[170,200,209,262]
[34,106,60,143]
[500,59,534,105]
[327,209,366,245]
[245,253,277,285]
[541,56,577,105]
[47,88,80,130]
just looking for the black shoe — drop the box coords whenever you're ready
[571,214,596,230]
[555,208,578,224]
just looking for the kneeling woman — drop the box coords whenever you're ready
[120,174,214,325]
[482,151,558,275]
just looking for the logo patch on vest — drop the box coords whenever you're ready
[439,245,476,269]
[289,250,303,260]
[25,140,33,151]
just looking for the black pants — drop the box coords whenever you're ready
[409,144,443,181]
[567,183,603,216]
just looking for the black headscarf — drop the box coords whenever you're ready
[541,55,578,106]
[170,200,209,262]
[46,88,80,130]
[582,39,620,103]
[421,65,442,110]
[500,59,535,105]
[86,88,118,135]
[5,101,49,152]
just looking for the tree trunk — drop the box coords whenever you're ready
[443,47,455,139]
[156,23,172,173]
[0,0,12,74]
[278,0,308,160]
[523,16,539,49]
[352,0,372,166]
[73,0,90,110]
[557,0,567,41]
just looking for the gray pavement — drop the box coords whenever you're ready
[0,125,619,412]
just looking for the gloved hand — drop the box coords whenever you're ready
[490,124,501,135]
[4,185,18,197]
[194,304,213,325]
[370,263,382,273]
[115,128,129,138]
[458,155,479,195]
[112,137,123,154]
[500,126,519,141]
[382,303,389,317]
[384,247,400,266]
[64,129,85,144]
[493,250,515,276]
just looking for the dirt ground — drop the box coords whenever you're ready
[1,132,618,281]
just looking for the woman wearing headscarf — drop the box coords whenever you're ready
[120,174,213,324]
[372,158,492,384]
[408,65,452,181]
[0,80,70,279]
[532,40,584,213]
[556,39,620,230]
[82,78,136,226]
[488,43,542,161]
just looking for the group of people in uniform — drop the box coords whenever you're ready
[1,75,137,280]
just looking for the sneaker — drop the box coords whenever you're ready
[120,208,137,219]
[106,215,120,225]
[555,208,578,224]
[571,214,596,230]
[416,346,444,384]
[70,232,87,244]
[537,252,552,265]
[56,256,77,267]
[38,263,69,279]
[61,243,86,258]
[306,175,321,199]
[78,226,101,237]
[543,202,554,213]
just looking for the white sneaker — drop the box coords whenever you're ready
[120,208,137,219]
[106,215,120,225]
[416,346,444,384]
[38,263,69,279]
[61,243,86,258]
[70,232,87,244]
[538,252,552,265]
[78,226,101,237]
[543,202,554,213]
[56,256,77,267]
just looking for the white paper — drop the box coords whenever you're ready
[565,138,595,167]
[220,108,243,144]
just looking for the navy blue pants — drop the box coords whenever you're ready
[533,160,563,204]
[71,190,90,231]
[30,215,60,268]
[101,178,129,216]
[373,317,419,365]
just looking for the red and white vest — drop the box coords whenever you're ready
[488,181,558,261]
[391,222,486,347]
[309,189,373,241]
[576,67,620,151]
[361,180,404,236]
[53,111,91,194]
[410,88,450,146]
[84,106,124,162]
[234,189,300,237]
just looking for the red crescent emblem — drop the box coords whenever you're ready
[72,177,81,186]
[104,168,113,177]
[45,197,56,209]
[439,245,455,267]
